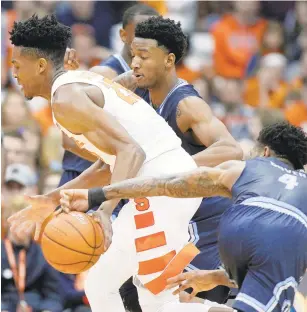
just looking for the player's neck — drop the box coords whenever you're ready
[149,72,179,109]
[39,68,66,101]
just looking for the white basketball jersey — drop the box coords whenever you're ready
[51,71,182,169]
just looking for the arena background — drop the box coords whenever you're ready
[1,1,307,311]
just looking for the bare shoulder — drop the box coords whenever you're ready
[90,65,118,80]
[177,96,212,122]
[54,83,104,109]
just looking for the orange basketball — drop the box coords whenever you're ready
[41,211,104,274]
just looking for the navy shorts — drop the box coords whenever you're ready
[185,197,232,303]
[218,199,307,312]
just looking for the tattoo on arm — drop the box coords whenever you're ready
[103,169,231,200]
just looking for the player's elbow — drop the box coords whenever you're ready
[121,143,146,163]
[130,143,146,163]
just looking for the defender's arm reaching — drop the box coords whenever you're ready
[59,161,244,214]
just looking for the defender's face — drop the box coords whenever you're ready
[11,46,43,100]
[131,37,167,89]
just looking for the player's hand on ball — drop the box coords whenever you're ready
[166,270,222,300]
[8,195,58,242]
[64,48,79,70]
[60,189,89,213]
[91,207,113,251]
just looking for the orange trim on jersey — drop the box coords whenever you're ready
[135,231,166,252]
[134,212,155,229]
[144,243,200,295]
[138,250,176,275]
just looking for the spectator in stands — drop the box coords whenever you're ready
[211,77,255,142]
[56,1,116,48]
[1,199,64,312]
[211,0,267,79]
[58,272,91,312]
[244,52,289,108]
[71,24,105,70]
[285,76,307,132]
[3,131,29,166]
[285,1,307,62]
[261,21,285,55]
[2,163,38,209]
[2,91,39,133]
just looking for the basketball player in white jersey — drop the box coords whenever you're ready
[7,15,221,312]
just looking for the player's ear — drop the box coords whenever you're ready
[263,146,271,157]
[120,28,127,44]
[165,53,176,69]
[38,58,48,74]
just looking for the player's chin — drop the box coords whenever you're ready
[23,90,34,101]
[136,79,150,89]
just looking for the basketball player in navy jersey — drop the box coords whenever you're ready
[63,122,307,312]
[129,16,242,304]
[90,3,158,102]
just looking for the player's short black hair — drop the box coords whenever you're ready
[10,14,71,68]
[135,16,188,64]
[122,4,159,29]
[257,122,307,169]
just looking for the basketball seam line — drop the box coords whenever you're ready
[48,260,95,266]
[88,216,104,249]
[43,233,102,256]
[83,216,99,272]
[63,218,96,248]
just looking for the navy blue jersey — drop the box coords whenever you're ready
[153,79,232,302]
[62,151,92,173]
[154,80,231,220]
[219,157,307,311]
[155,79,204,155]
[100,54,149,101]
[232,157,307,214]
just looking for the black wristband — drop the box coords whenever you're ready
[88,188,107,210]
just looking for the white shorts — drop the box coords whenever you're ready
[85,148,202,308]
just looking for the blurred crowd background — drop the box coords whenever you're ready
[1,1,307,311]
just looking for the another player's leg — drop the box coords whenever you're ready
[119,277,142,312]
[221,209,307,312]
[84,204,137,312]
[184,197,232,304]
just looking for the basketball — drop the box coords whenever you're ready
[41,211,105,274]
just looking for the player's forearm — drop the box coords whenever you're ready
[101,144,146,214]
[193,140,243,167]
[46,160,111,204]
[197,269,238,290]
[102,167,231,201]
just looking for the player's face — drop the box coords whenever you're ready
[11,47,47,100]
[131,37,168,89]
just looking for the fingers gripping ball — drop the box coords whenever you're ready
[41,212,105,274]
